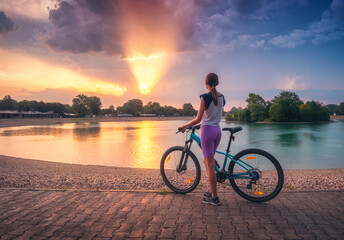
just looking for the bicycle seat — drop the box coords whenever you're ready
[222,127,243,134]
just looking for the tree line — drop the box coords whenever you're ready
[0,95,198,117]
[0,95,73,115]
[115,99,197,117]
[1,91,342,120]
[225,91,344,122]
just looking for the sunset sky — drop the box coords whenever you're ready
[0,0,343,110]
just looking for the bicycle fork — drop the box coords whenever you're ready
[177,140,192,172]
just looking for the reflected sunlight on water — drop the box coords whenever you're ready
[130,121,161,168]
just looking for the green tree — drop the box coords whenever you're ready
[225,107,242,121]
[182,103,197,116]
[87,96,102,115]
[27,100,40,112]
[269,104,284,122]
[225,112,234,121]
[46,102,65,115]
[161,105,178,116]
[269,91,303,122]
[300,101,329,121]
[17,100,32,111]
[102,105,117,116]
[120,99,143,116]
[37,101,46,112]
[326,104,338,115]
[0,95,17,110]
[143,101,162,115]
[337,102,344,115]
[63,104,73,114]
[72,94,89,117]
[246,93,266,106]
[249,104,267,122]
[246,93,268,122]
[266,100,272,112]
[299,104,313,121]
[238,109,251,122]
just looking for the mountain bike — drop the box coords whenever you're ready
[160,125,284,202]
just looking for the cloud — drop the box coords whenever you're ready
[251,0,309,20]
[192,0,307,52]
[270,29,311,48]
[0,11,19,36]
[46,1,113,54]
[0,0,53,20]
[269,0,344,48]
[46,0,305,55]
[237,35,266,48]
[45,0,198,56]
[278,75,310,90]
[43,0,326,55]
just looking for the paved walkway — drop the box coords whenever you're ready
[0,189,343,240]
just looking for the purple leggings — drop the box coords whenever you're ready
[201,125,221,158]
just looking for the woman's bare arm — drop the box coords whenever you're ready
[178,97,205,130]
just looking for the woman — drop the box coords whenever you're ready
[179,72,225,206]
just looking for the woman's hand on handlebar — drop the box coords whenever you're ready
[177,126,186,133]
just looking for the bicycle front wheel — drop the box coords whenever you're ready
[228,148,284,202]
[160,146,201,193]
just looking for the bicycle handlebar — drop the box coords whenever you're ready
[176,125,201,134]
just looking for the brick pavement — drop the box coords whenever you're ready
[0,189,343,239]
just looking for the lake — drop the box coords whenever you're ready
[0,119,343,170]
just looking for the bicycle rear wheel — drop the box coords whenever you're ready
[228,148,284,202]
[160,146,201,193]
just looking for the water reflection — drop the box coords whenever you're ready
[0,127,64,137]
[245,124,267,145]
[302,132,322,142]
[277,132,301,147]
[129,121,161,168]
[72,123,101,141]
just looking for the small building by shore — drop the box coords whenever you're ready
[0,110,58,119]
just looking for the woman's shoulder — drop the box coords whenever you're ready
[200,92,212,99]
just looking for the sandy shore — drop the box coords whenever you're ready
[1,155,343,192]
[0,116,193,128]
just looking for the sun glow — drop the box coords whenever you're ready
[126,53,170,94]
[0,49,127,96]
[120,3,177,95]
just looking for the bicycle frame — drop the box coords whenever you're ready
[187,131,256,180]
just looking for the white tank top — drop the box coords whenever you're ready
[200,93,225,126]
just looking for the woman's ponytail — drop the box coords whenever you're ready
[205,73,219,106]
[211,86,218,106]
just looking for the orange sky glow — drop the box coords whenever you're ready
[0,49,127,97]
